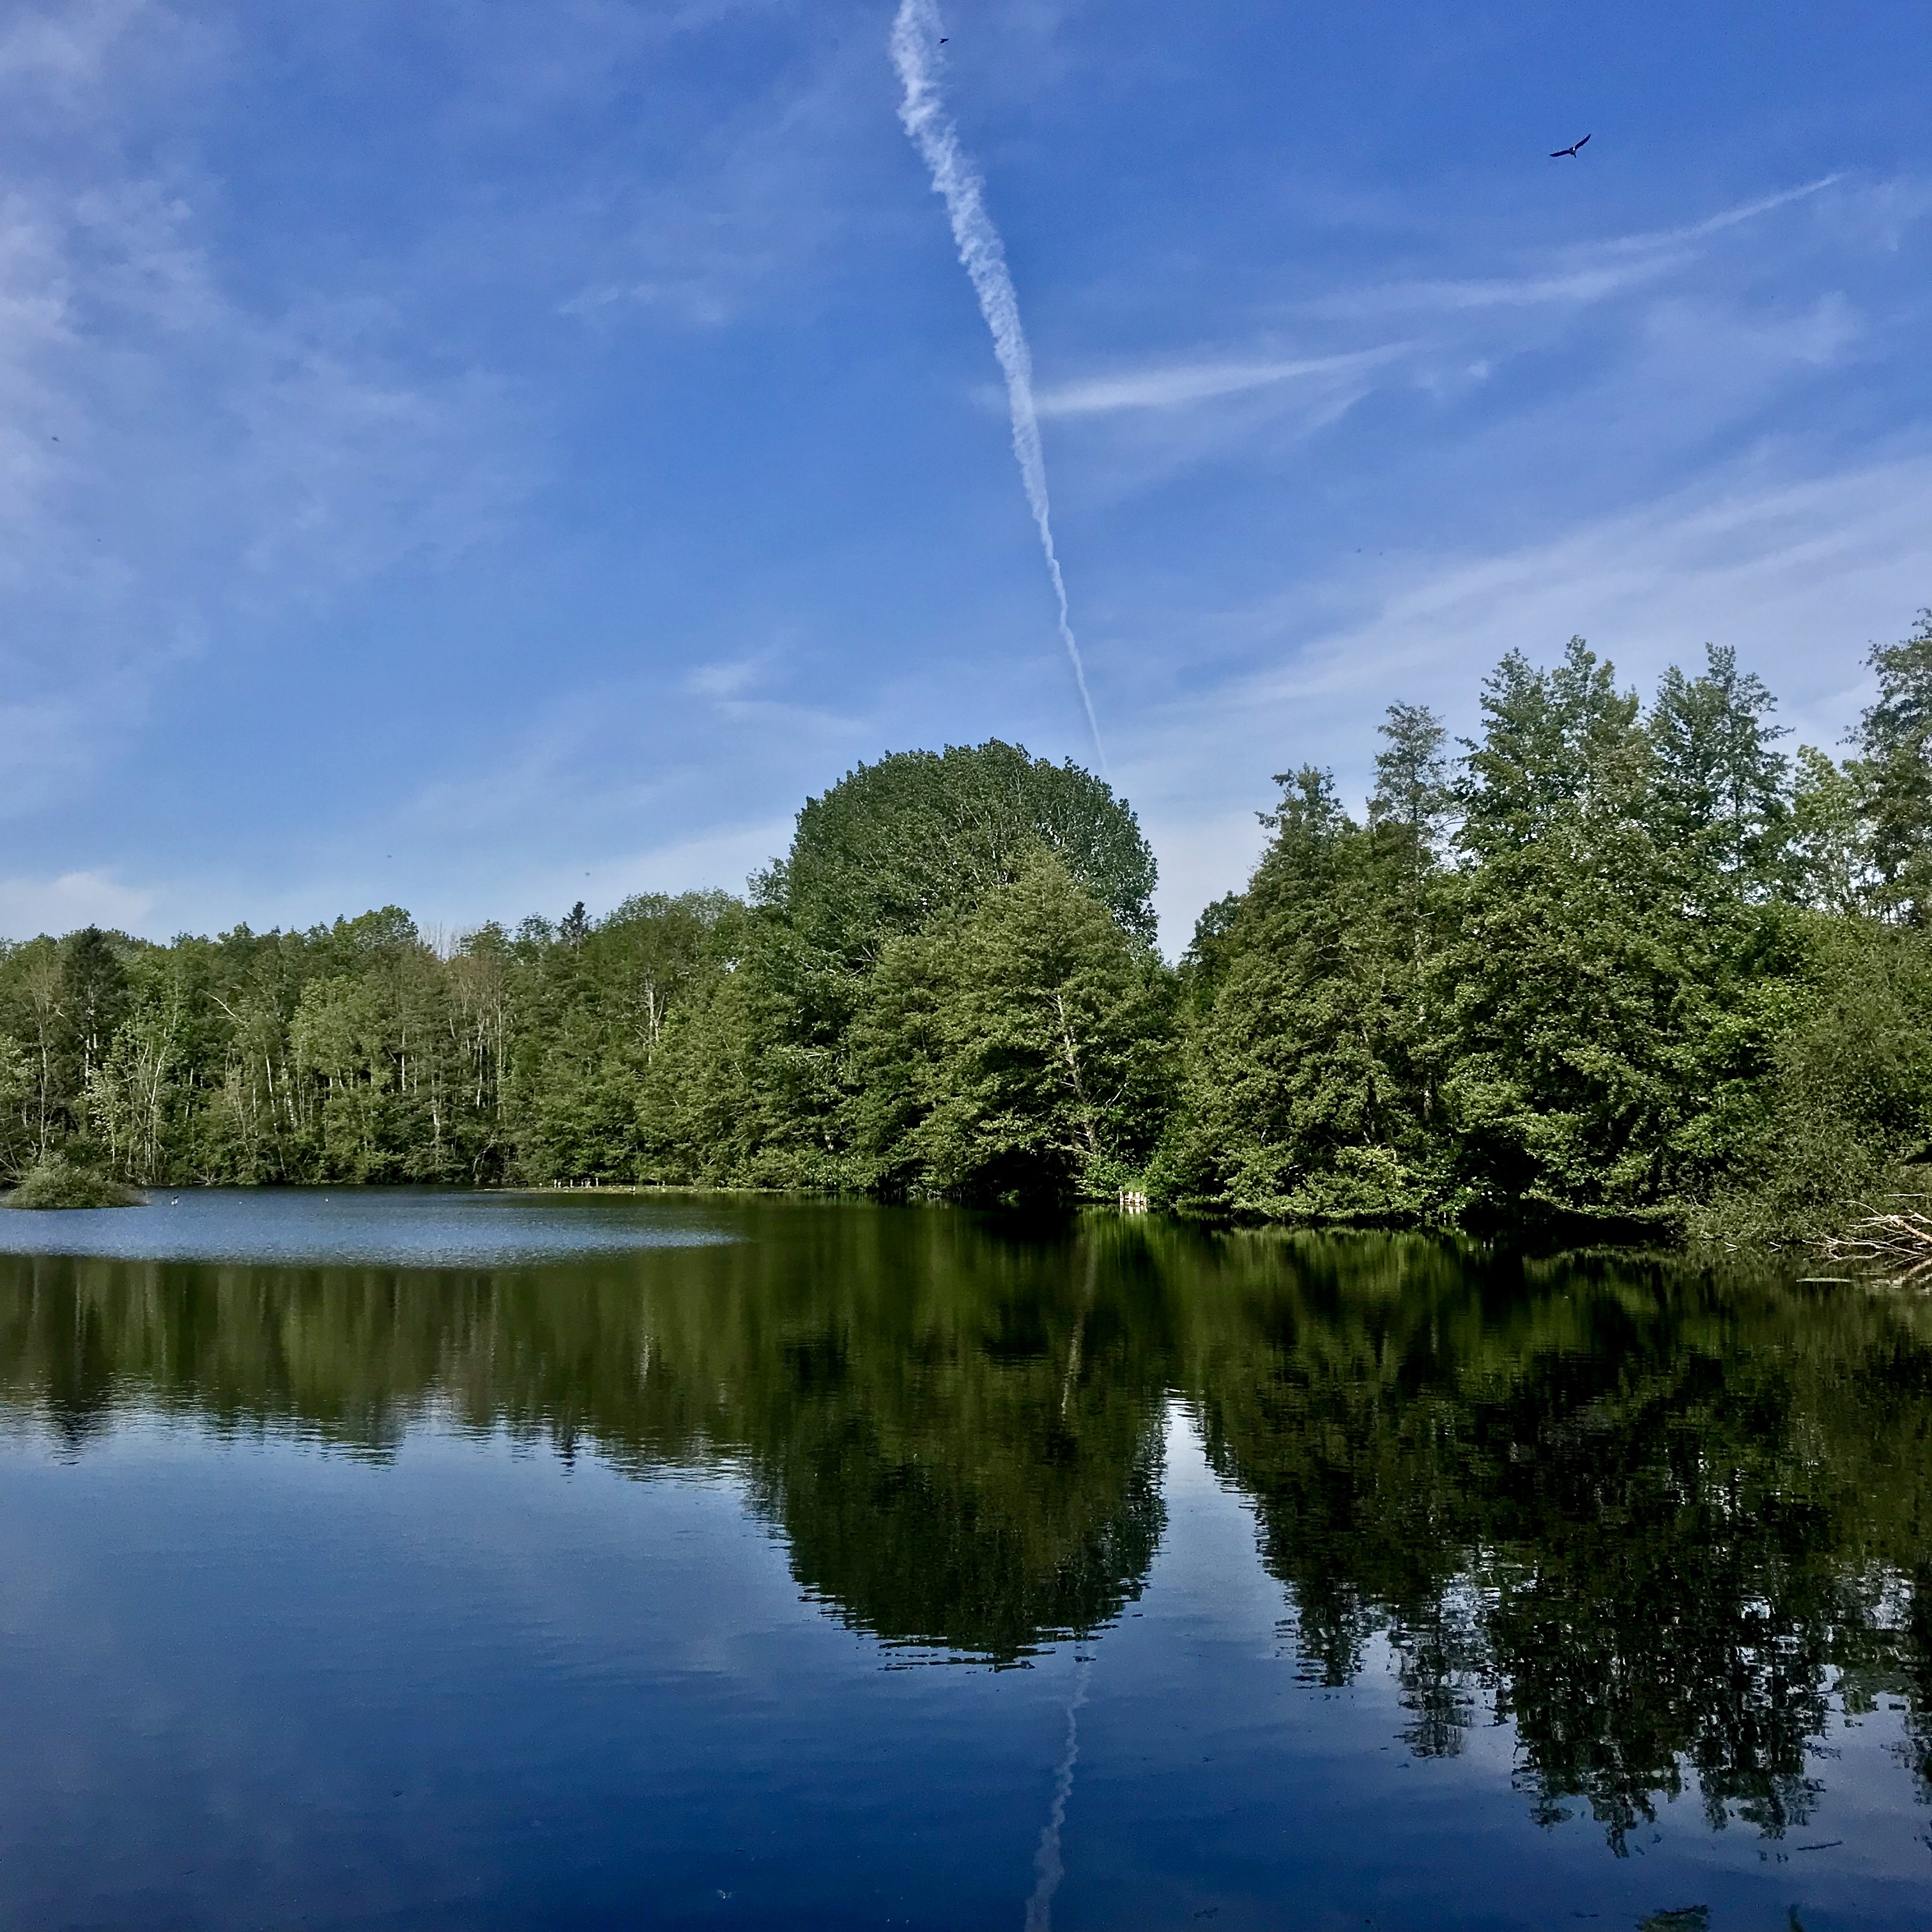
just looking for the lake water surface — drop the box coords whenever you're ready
[3,1190,1929,1930]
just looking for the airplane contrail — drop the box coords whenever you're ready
[889,0,1107,773]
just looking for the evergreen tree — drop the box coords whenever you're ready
[1646,643,1789,901]
[1441,641,1716,1225]
[1160,759,1436,1222]
[1853,609,1932,924]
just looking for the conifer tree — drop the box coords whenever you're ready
[1854,610,1932,924]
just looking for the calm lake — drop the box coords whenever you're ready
[3,1192,1929,1931]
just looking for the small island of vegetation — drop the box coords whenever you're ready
[3,1157,142,1210]
[4,616,1931,1245]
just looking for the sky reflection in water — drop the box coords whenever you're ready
[3,1193,1929,1930]
[0,1184,737,1267]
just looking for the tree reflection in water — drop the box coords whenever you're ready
[1191,1231,1932,1851]
[4,1202,1931,1848]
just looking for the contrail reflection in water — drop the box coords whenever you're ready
[1024,1654,1092,1931]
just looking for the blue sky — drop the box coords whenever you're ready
[3,0,1929,951]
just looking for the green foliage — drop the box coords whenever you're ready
[763,739,1158,966]
[1646,643,1790,898]
[5,1157,142,1209]
[1160,616,1932,1240]
[1686,910,1932,1241]
[673,742,1169,1201]
[6,622,1932,1236]
[1434,643,1715,1227]
[1157,763,1441,1222]
[848,847,1173,1202]
[0,894,741,1191]
[1854,608,1932,924]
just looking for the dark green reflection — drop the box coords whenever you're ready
[1184,1231,1932,1848]
[0,1206,1174,1661]
[6,1204,1932,1847]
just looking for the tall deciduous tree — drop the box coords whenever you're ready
[1159,744,1440,1223]
[850,847,1171,1204]
[765,740,1158,969]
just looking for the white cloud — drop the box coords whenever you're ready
[553,26,885,331]
[0,0,149,95]
[684,650,781,702]
[1026,170,1919,533]
[0,868,157,940]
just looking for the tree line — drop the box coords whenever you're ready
[7,616,1932,1236]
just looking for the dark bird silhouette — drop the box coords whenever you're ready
[1549,134,1591,158]
[939,35,947,42]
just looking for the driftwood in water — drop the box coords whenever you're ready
[1820,1198,1932,1286]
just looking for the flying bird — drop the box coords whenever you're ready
[1550,134,1591,158]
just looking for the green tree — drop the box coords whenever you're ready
[1158,762,1435,1222]
[1646,643,1789,901]
[850,847,1173,1203]
[1853,608,1932,923]
[1786,745,1872,914]
[765,740,1158,969]
[0,1033,34,1179]
[1440,641,1720,1226]
[59,926,130,1143]
[291,974,394,1179]
[1160,702,1453,1224]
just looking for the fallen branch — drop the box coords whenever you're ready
[1819,1203,1932,1288]
[1821,1204,1932,1261]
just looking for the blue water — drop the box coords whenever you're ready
[3,1194,1929,1929]
[0,1184,735,1266]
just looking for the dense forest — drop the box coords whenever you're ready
[7,616,1932,1239]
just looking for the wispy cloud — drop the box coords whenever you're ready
[0,0,150,96]
[0,160,530,815]
[1025,171,1907,521]
[553,20,886,331]
[1309,175,1850,320]
[1611,174,1850,251]
[1126,452,1932,950]
[1034,346,1410,417]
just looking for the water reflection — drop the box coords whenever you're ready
[1192,1236,1932,1851]
[4,1199,1932,1849]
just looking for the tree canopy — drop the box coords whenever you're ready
[8,625,1932,1239]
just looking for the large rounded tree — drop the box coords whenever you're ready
[760,740,1158,967]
